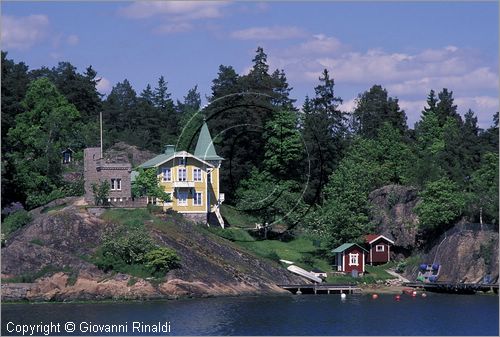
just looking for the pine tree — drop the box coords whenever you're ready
[177,85,203,152]
[352,85,407,139]
[302,69,345,204]
[153,76,177,146]
[435,88,461,127]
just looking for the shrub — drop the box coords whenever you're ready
[99,227,155,265]
[145,247,181,276]
[2,209,32,236]
[26,189,65,210]
[92,181,110,206]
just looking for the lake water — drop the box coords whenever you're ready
[2,293,498,336]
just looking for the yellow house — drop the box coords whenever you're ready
[136,122,225,227]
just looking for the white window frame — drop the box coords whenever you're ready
[193,192,203,206]
[349,253,359,266]
[111,178,121,191]
[177,191,188,206]
[376,244,385,252]
[193,168,202,182]
[178,157,186,166]
[162,168,171,182]
[178,168,187,182]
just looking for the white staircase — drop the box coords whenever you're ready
[214,207,224,228]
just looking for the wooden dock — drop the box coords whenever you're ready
[403,282,499,294]
[278,283,362,295]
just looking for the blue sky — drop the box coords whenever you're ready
[2,1,498,128]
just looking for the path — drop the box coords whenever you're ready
[385,269,411,283]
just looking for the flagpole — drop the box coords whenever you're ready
[100,111,103,159]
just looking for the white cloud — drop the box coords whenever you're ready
[387,67,498,96]
[1,14,49,50]
[66,34,79,46]
[294,34,343,55]
[269,40,498,104]
[339,98,357,113]
[119,1,228,21]
[96,77,112,95]
[231,26,306,40]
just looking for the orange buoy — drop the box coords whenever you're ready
[395,295,401,301]
[372,294,379,299]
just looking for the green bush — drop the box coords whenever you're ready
[93,226,180,278]
[2,210,32,236]
[26,189,65,210]
[100,228,155,265]
[395,260,407,273]
[145,247,180,276]
[63,178,85,197]
[92,181,110,206]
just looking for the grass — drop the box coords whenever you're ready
[41,203,67,214]
[101,208,163,229]
[325,263,397,284]
[220,204,259,228]
[30,238,44,246]
[206,227,333,272]
[205,227,256,242]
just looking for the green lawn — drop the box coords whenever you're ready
[220,204,259,228]
[205,226,332,272]
[101,208,162,229]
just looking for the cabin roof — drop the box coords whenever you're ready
[138,150,215,169]
[365,234,395,245]
[194,122,224,161]
[331,243,368,253]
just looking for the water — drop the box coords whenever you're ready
[2,293,498,335]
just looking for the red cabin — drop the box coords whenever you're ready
[331,243,368,275]
[365,234,394,265]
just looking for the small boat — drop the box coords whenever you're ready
[287,265,323,283]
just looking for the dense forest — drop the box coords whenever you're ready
[1,47,498,250]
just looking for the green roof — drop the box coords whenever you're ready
[331,243,368,253]
[138,153,175,169]
[194,122,223,161]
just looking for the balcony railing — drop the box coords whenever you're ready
[173,180,195,188]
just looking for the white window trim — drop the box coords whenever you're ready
[178,157,186,166]
[193,168,202,182]
[193,192,203,206]
[178,168,187,182]
[349,253,359,266]
[111,178,122,191]
[376,244,385,252]
[177,191,188,206]
[162,168,172,182]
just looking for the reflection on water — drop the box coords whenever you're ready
[2,293,498,336]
